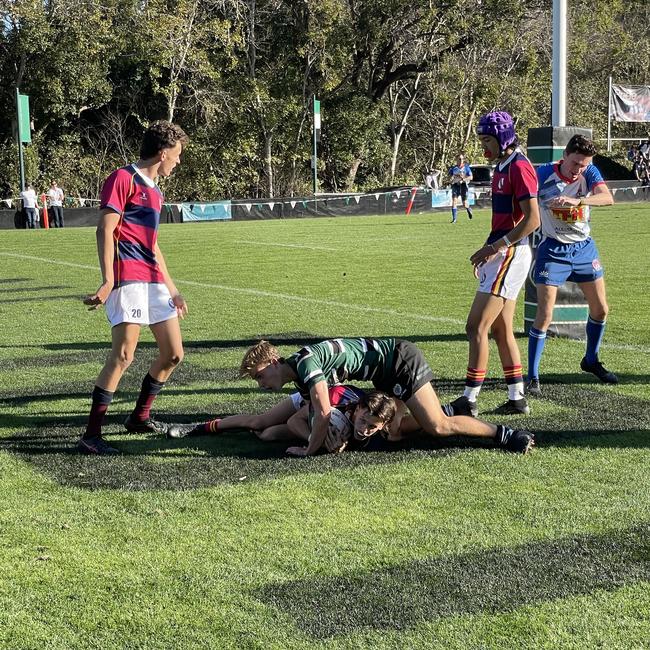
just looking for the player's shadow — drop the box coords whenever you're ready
[257,523,650,639]
[0,413,483,491]
[526,371,650,386]
[3,406,648,492]
[2,370,649,491]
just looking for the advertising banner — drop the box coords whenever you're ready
[180,201,232,221]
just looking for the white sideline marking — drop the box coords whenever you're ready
[0,251,462,325]
[232,239,337,251]
[177,280,464,325]
[2,251,649,352]
[356,236,425,243]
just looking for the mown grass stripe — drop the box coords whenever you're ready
[259,524,650,639]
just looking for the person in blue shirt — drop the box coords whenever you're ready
[448,153,473,223]
[527,134,616,395]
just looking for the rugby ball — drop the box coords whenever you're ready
[324,408,353,453]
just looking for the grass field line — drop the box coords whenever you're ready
[177,280,466,325]
[231,239,338,251]
[2,250,649,353]
[0,251,464,325]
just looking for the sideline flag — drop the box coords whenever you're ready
[611,84,650,122]
[18,94,31,143]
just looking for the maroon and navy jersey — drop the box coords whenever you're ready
[100,164,165,288]
[489,149,538,238]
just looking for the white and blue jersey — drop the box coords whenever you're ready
[537,162,606,243]
[449,163,472,185]
[534,162,607,286]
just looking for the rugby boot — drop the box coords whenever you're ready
[525,378,541,397]
[448,395,479,418]
[493,397,531,416]
[580,357,618,384]
[124,414,169,435]
[77,436,119,456]
[495,425,534,454]
[167,423,208,439]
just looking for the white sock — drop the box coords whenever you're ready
[464,386,481,401]
[508,382,525,401]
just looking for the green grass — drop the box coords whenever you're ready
[0,203,649,649]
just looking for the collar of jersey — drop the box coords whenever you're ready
[497,148,520,172]
[131,163,156,188]
[553,161,579,184]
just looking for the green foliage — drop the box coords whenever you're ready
[0,0,648,199]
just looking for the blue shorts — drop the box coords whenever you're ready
[451,183,468,200]
[534,237,604,286]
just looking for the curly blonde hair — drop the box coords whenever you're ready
[239,340,280,377]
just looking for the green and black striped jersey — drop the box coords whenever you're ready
[285,338,396,398]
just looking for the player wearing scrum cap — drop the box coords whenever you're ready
[450,111,540,418]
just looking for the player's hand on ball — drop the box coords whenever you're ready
[325,439,348,453]
[548,195,580,208]
[83,282,112,310]
[172,293,188,319]
[286,446,309,457]
[324,428,347,453]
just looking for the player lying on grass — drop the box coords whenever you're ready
[237,338,534,455]
[167,387,401,454]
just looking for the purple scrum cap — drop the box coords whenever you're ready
[476,111,517,151]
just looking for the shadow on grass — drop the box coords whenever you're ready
[0,420,477,491]
[1,372,649,490]
[257,523,650,639]
[1,417,648,492]
[0,284,70,293]
[0,384,261,409]
[0,294,85,304]
[0,332,472,353]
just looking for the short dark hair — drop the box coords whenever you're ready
[140,121,188,159]
[359,390,397,426]
[565,134,596,157]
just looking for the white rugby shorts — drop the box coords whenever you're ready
[105,282,177,327]
[478,243,532,301]
[290,392,307,411]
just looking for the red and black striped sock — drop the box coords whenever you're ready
[463,367,486,401]
[204,419,220,433]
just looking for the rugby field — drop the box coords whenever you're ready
[0,203,649,649]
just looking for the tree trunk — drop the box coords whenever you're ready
[345,157,362,191]
[462,102,477,152]
[388,73,421,183]
[264,132,274,198]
